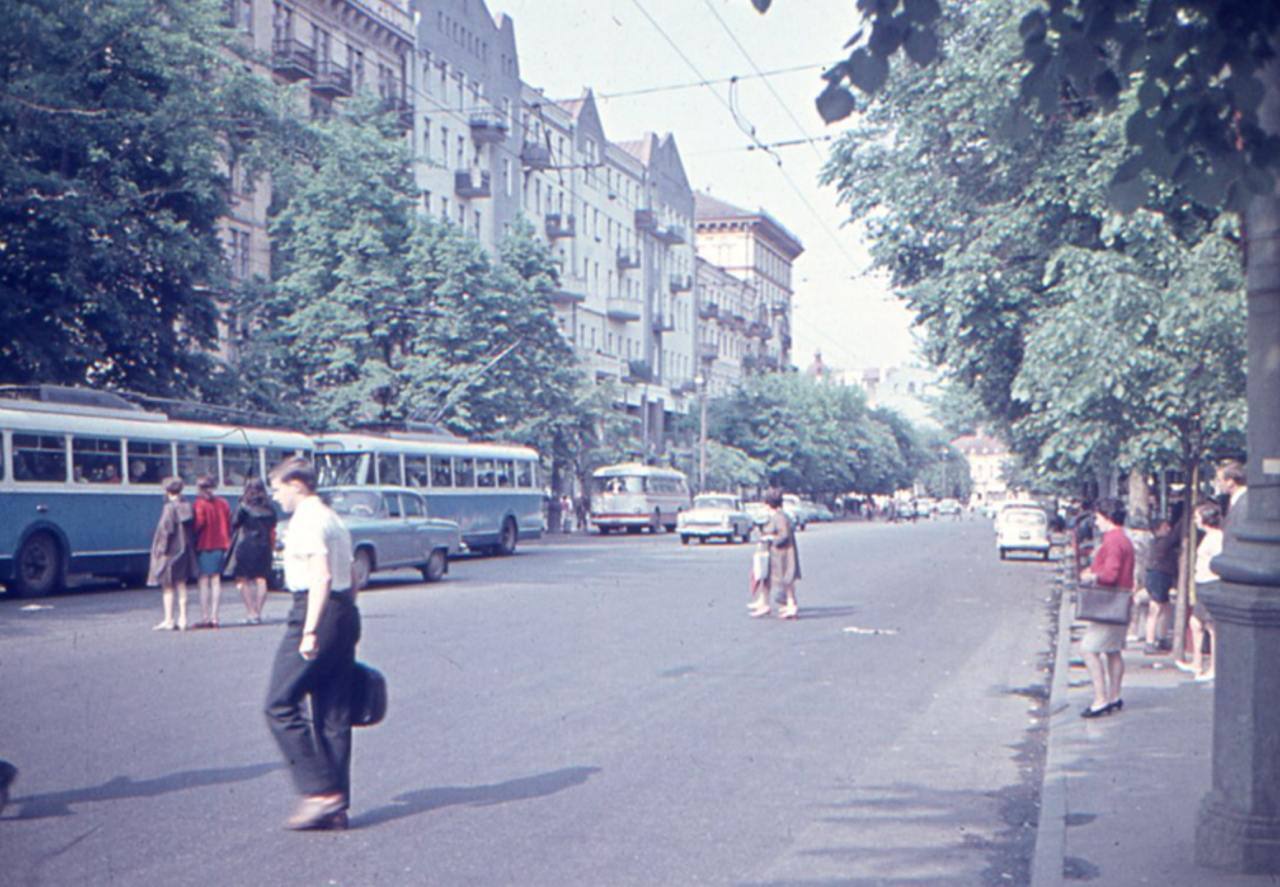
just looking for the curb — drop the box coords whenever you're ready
[1029,565,1076,887]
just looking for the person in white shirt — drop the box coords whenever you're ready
[264,458,359,830]
[1177,501,1223,682]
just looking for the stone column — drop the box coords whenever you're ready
[1194,55,1280,874]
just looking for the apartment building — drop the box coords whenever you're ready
[693,192,804,371]
[695,256,762,398]
[412,0,523,243]
[218,0,414,310]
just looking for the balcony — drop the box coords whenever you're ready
[697,300,719,320]
[272,38,316,81]
[521,142,552,170]
[549,286,586,305]
[674,379,699,396]
[584,350,622,382]
[652,312,675,334]
[669,273,692,293]
[454,169,492,199]
[469,110,510,144]
[657,224,687,245]
[606,298,642,322]
[311,60,352,98]
[545,213,575,239]
[748,321,770,339]
[616,247,641,271]
[635,208,657,232]
[624,359,654,384]
[698,342,718,362]
[379,95,414,130]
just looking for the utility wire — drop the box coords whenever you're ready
[597,62,827,100]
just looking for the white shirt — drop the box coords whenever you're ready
[282,494,353,593]
[1195,528,1223,584]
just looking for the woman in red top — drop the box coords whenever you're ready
[1078,498,1136,717]
[193,475,233,628]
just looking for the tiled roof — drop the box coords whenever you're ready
[694,191,752,220]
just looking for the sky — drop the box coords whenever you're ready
[490,0,922,373]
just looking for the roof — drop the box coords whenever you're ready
[951,432,1010,456]
[694,191,805,258]
[694,191,753,220]
[616,138,651,164]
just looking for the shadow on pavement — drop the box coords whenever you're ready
[9,762,281,820]
[354,765,602,828]
[793,605,860,621]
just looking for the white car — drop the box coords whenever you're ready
[678,494,755,544]
[997,508,1051,560]
[743,501,771,527]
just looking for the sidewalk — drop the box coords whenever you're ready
[1031,581,1280,886]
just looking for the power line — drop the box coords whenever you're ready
[597,62,827,100]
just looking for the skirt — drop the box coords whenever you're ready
[1080,620,1128,654]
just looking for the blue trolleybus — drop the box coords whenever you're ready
[311,431,543,555]
[0,388,312,596]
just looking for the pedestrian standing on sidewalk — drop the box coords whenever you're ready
[193,475,232,629]
[265,457,359,830]
[225,478,277,624]
[1177,501,1223,683]
[1142,504,1183,654]
[1078,498,1135,718]
[147,477,197,631]
[761,487,801,620]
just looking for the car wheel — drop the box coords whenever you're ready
[352,549,373,590]
[681,535,690,545]
[13,532,63,597]
[421,548,447,582]
[497,518,518,555]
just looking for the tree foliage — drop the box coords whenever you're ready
[0,0,271,394]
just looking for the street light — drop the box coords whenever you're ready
[696,373,708,492]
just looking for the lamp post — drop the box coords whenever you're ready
[696,373,708,492]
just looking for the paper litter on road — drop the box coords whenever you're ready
[20,604,53,611]
[842,625,899,635]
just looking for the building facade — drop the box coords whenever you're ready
[952,431,1012,506]
[695,257,762,397]
[693,192,804,372]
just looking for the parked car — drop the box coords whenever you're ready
[781,494,810,531]
[915,497,937,518]
[997,507,1051,560]
[677,494,756,544]
[994,501,1047,536]
[276,486,463,588]
[809,502,836,522]
[937,498,962,517]
[743,501,771,527]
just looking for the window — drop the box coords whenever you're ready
[227,0,253,31]
[126,440,173,485]
[263,447,304,478]
[430,456,453,487]
[476,458,495,488]
[177,442,219,485]
[406,455,429,488]
[455,457,475,487]
[383,493,402,518]
[352,47,365,90]
[422,117,431,158]
[516,461,533,488]
[13,433,66,482]
[221,445,257,486]
[227,228,251,280]
[402,493,424,517]
[71,436,122,484]
[456,135,465,170]
[377,452,403,485]
[497,460,514,488]
[441,125,449,161]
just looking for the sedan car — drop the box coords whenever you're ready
[277,486,463,588]
[743,501,771,528]
[997,508,1051,560]
[678,494,755,544]
[937,498,962,517]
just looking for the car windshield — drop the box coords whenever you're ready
[594,476,643,495]
[324,489,381,517]
[1007,511,1047,527]
[694,496,735,510]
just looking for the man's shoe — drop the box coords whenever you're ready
[0,760,17,815]
[285,794,346,830]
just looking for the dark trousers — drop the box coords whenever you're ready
[264,593,360,800]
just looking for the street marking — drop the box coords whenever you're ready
[19,604,53,611]
[842,625,899,635]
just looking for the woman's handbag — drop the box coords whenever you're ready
[351,662,387,727]
[1076,585,1133,624]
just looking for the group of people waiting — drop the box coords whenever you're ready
[1074,460,1247,718]
[147,475,278,630]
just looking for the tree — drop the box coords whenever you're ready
[0,0,272,395]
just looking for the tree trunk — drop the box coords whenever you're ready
[1171,460,1197,662]
[1128,470,1151,529]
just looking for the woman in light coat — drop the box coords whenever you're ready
[756,487,801,619]
[147,477,197,631]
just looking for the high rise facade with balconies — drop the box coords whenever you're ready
[695,256,764,396]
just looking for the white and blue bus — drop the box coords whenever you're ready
[311,431,543,554]
[0,388,312,596]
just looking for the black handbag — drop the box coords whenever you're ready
[1076,585,1132,625]
[351,662,387,727]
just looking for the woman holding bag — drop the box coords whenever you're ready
[225,478,278,624]
[1077,498,1136,718]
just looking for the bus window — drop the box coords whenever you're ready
[13,433,67,482]
[455,457,475,487]
[263,447,303,477]
[72,436,122,484]
[222,445,258,486]
[0,435,5,481]
[377,453,403,486]
[431,456,453,487]
[516,461,532,488]
[405,455,429,488]
[384,493,402,518]
[125,440,172,485]
[402,492,425,517]
[177,443,218,485]
[476,458,495,488]
[496,460,514,487]
[317,452,365,486]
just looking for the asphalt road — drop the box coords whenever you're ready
[1,517,1059,887]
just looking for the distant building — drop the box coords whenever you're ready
[952,431,1012,505]
[695,257,761,397]
[852,364,940,428]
